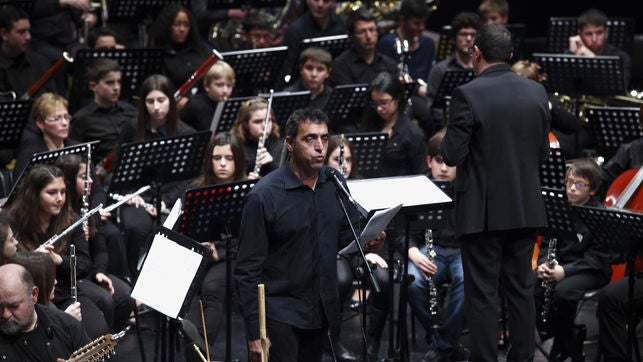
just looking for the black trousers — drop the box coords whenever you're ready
[598,275,643,361]
[265,319,326,362]
[461,229,537,362]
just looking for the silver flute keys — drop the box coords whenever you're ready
[425,229,440,330]
[541,237,558,325]
[81,144,91,231]
[70,244,77,303]
[254,89,274,175]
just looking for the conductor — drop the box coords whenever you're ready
[440,24,551,361]
[234,108,384,362]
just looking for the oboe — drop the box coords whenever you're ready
[70,244,78,303]
[254,89,274,175]
[541,237,558,325]
[425,229,440,330]
[338,134,346,176]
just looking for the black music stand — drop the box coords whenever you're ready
[532,53,626,96]
[547,17,635,55]
[431,70,474,110]
[71,49,165,108]
[585,106,643,160]
[0,0,33,14]
[0,100,31,151]
[572,205,643,361]
[540,147,567,191]
[221,46,288,96]
[131,226,212,362]
[409,180,451,231]
[109,132,210,362]
[324,84,368,133]
[2,142,97,208]
[180,180,257,362]
[344,132,387,179]
[210,96,250,135]
[291,34,353,81]
[259,90,311,130]
[107,0,189,22]
[435,25,453,62]
[506,23,526,62]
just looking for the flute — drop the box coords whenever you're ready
[338,134,346,176]
[254,89,274,175]
[81,145,92,231]
[174,49,224,101]
[70,244,77,303]
[101,185,151,215]
[20,52,73,100]
[39,204,103,249]
[109,191,168,214]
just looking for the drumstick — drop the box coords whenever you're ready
[258,284,268,362]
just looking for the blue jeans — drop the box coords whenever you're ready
[407,245,465,353]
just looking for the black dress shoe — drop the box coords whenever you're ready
[333,342,358,362]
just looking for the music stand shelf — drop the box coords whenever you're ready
[344,132,388,179]
[585,106,643,159]
[432,70,474,109]
[0,100,31,150]
[324,84,368,131]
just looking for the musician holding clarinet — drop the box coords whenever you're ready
[234,109,385,362]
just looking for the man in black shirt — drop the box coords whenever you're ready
[0,263,91,361]
[234,108,383,362]
[329,8,397,87]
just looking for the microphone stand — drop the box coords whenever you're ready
[333,189,381,361]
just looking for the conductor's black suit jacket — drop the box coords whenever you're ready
[440,63,551,236]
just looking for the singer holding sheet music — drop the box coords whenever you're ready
[234,109,384,362]
[440,24,550,361]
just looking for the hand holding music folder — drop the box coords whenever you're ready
[339,203,402,255]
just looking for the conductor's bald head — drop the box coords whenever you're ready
[0,263,38,336]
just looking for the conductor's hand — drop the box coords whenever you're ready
[408,246,437,279]
[364,231,386,253]
[248,338,271,362]
[95,272,115,296]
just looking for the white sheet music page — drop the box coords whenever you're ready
[131,233,202,318]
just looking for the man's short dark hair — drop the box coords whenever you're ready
[86,26,119,49]
[399,0,429,20]
[242,10,271,32]
[86,58,121,83]
[346,8,376,34]
[298,46,332,68]
[451,11,482,37]
[474,24,512,63]
[285,108,328,140]
[578,8,608,30]
[0,5,29,32]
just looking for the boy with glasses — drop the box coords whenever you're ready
[534,158,613,362]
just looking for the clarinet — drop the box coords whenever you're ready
[70,244,78,303]
[254,89,274,175]
[425,229,440,330]
[338,134,346,176]
[394,37,413,84]
[81,145,91,231]
[541,237,558,325]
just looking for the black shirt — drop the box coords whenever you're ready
[71,100,137,162]
[0,49,57,97]
[179,93,219,131]
[234,163,356,340]
[329,49,398,87]
[0,304,90,362]
[284,81,333,111]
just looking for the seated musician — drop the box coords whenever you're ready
[86,26,126,50]
[328,8,397,88]
[407,129,469,362]
[0,263,91,360]
[478,0,509,25]
[535,159,613,361]
[283,47,333,111]
[71,58,137,177]
[568,8,632,86]
[602,135,643,188]
[179,60,236,131]
[425,12,481,133]
[230,98,284,178]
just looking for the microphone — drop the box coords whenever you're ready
[325,168,367,217]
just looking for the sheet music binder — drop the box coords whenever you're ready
[0,100,31,150]
[585,106,643,159]
[132,226,212,319]
[71,49,165,105]
[3,141,98,207]
[180,180,257,241]
[532,53,626,96]
[540,147,567,191]
[109,131,211,194]
[221,46,288,92]
[432,70,474,109]
[345,132,388,179]
[323,83,368,131]
[540,187,577,241]
[547,17,635,55]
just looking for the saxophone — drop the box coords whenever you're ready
[425,229,440,330]
[541,237,558,325]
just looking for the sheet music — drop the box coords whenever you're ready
[163,199,182,229]
[131,233,202,318]
[339,203,402,255]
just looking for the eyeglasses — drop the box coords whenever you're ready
[369,98,395,108]
[44,114,72,123]
[457,31,477,39]
[564,178,590,191]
